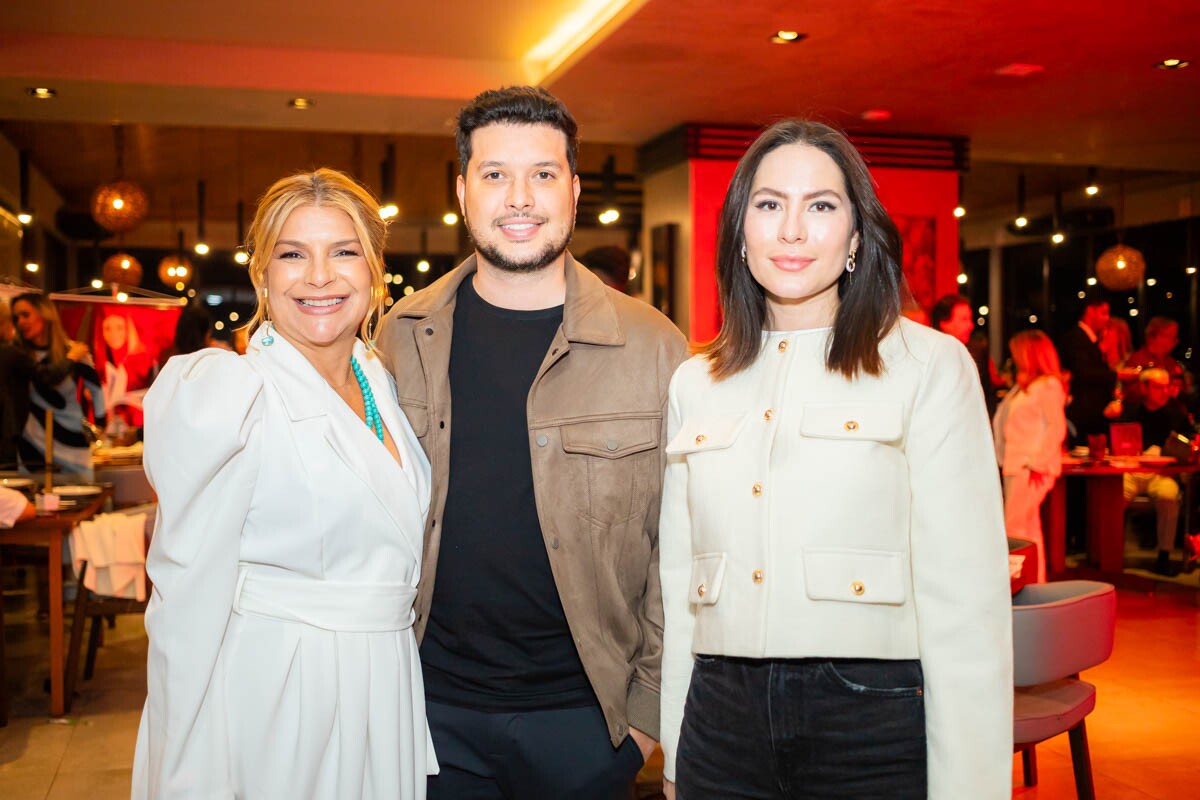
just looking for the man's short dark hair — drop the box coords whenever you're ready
[1079,287,1109,315]
[455,86,579,176]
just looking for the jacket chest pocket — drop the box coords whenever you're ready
[559,416,660,525]
[398,399,429,440]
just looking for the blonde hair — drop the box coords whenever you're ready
[12,292,72,364]
[1009,330,1064,389]
[244,168,388,343]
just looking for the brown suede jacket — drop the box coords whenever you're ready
[375,253,689,745]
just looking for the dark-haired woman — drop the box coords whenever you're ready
[659,121,1012,798]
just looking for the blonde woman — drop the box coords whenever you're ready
[993,330,1068,582]
[133,169,436,799]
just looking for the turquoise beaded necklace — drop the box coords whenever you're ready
[350,356,385,444]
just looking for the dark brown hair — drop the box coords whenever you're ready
[702,120,903,380]
[930,293,970,332]
[455,86,579,176]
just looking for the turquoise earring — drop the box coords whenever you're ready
[261,321,275,347]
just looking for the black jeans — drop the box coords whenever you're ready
[426,701,644,800]
[676,656,927,800]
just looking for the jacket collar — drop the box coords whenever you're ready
[394,252,625,347]
[245,325,360,421]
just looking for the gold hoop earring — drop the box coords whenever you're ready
[846,251,857,273]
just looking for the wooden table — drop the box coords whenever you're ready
[1042,459,1199,577]
[0,487,112,719]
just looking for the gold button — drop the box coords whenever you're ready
[851,581,865,596]
[844,420,859,432]
[695,434,706,445]
[697,584,706,597]
[763,409,773,421]
[752,569,764,584]
[752,482,763,497]
[777,340,789,353]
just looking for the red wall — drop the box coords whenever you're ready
[684,161,960,343]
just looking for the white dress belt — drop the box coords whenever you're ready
[232,565,417,632]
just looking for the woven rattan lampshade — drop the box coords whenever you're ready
[1095,244,1145,291]
[101,253,143,286]
[158,254,193,286]
[91,180,149,233]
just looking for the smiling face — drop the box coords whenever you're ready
[458,122,580,274]
[12,299,46,345]
[265,204,372,357]
[102,314,128,351]
[743,143,859,330]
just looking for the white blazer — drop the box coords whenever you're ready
[994,376,1067,477]
[133,328,435,799]
[659,320,1013,797]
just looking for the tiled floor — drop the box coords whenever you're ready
[3,576,1199,799]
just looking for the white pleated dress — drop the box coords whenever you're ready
[132,327,437,799]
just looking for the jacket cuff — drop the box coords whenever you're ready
[627,680,661,741]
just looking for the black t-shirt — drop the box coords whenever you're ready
[420,277,594,710]
[1123,400,1192,451]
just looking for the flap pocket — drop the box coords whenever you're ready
[398,400,429,437]
[560,417,659,459]
[800,403,902,442]
[803,548,906,605]
[667,413,748,455]
[688,552,727,605]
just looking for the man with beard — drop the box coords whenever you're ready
[377,86,688,799]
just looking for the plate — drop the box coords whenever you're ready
[1137,455,1174,466]
[51,485,103,498]
[1,477,35,490]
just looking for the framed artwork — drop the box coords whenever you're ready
[650,223,677,321]
[894,214,937,312]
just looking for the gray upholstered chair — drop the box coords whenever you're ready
[1012,580,1116,800]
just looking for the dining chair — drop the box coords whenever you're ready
[63,503,155,712]
[1012,580,1116,800]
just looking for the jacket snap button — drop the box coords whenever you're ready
[551,538,560,549]
[752,482,763,497]
[763,409,773,421]
[424,327,434,335]
[697,583,706,597]
[851,581,865,596]
[844,420,859,431]
[777,340,789,352]
[695,434,706,445]
[536,434,549,446]
[606,439,618,451]
[752,569,764,584]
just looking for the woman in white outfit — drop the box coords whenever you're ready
[133,169,436,799]
[658,120,1012,799]
[993,330,1068,583]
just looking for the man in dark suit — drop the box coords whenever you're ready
[1058,292,1116,446]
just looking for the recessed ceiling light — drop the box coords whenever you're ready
[288,97,314,109]
[26,87,57,99]
[861,109,892,122]
[770,31,807,44]
[994,63,1044,77]
[1155,58,1190,69]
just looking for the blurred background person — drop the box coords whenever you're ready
[168,304,228,358]
[0,298,34,469]
[11,292,105,481]
[1100,315,1133,372]
[1120,316,1182,406]
[95,308,158,429]
[993,330,1067,582]
[1105,368,1195,575]
[580,245,632,294]
[931,293,997,417]
[1057,291,1116,445]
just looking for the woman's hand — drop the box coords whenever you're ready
[1028,469,1048,489]
[66,340,89,362]
[663,779,676,799]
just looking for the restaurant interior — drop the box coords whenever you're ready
[1,1,1200,797]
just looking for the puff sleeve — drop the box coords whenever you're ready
[132,349,264,799]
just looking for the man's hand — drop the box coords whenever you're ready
[629,726,656,765]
